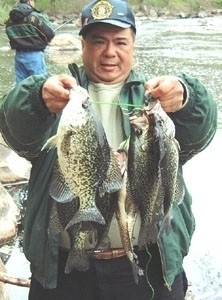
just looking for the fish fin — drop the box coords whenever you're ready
[50,162,76,203]
[175,171,185,204]
[65,249,90,273]
[99,150,123,195]
[159,210,172,236]
[87,227,98,246]
[41,135,58,151]
[126,248,144,285]
[48,201,64,235]
[130,260,144,284]
[65,208,105,228]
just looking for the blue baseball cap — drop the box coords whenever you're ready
[79,0,136,36]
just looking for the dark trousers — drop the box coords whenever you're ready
[28,245,188,300]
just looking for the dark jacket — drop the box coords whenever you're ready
[0,66,217,288]
[5,3,55,51]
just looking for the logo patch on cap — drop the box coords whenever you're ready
[91,0,114,20]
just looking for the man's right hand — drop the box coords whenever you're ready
[42,74,77,113]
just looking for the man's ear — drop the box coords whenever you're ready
[81,39,85,50]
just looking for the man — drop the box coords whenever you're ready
[0,0,217,299]
[5,0,55,82]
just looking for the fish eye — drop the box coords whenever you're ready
[135,127,142,136]
[82,97,90,109]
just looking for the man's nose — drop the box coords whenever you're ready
[104,42,116,56]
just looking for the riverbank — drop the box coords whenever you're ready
[3,129,222,300]
[1,0,222,27]
[0,12,222,299]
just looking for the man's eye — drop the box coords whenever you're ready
[118,42,127,46]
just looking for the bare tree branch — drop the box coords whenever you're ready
[0,272,30,288]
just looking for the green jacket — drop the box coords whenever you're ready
[0,66,217,289]
[5,3,55,51]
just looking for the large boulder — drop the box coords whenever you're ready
[49,33,81,49]
[47,33,82,64]
[0,134,31,183]
[0,134,29,246]
[0,183,20,246]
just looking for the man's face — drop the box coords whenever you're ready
[81,24,135,84]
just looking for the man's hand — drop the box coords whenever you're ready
[144,75,185,112]
[42,74,78,113]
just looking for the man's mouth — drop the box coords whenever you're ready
[101,64,117,71]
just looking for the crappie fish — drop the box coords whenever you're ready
[127,98,184,248]
[48,159,120,273]
[43,86,122,227]
[116,170,144,284]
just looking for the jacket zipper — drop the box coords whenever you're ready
[157,239,172,291]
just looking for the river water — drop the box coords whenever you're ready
[1,15,222,124]
[0,15,222,300]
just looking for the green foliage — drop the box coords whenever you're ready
[0,10,8,24]
[0,0,222,24]
[212,0,222,7]
[36,0,89,14]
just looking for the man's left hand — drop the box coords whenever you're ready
[144,75,185,113]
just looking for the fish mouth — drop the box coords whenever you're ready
[129,108,143,117]
[129,109,149,132]
[82,97,90,109]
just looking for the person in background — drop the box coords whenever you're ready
[0,0,217,299]
[5,0,55,82]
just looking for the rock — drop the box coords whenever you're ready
[47,33,82,64]
[0,258,9,300]
[185,289,199,300]
[49,33,81,50]
[0,134,31,183]
[0,167,24,184]
[0,183,20,246]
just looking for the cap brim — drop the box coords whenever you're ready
[79,20,131,36]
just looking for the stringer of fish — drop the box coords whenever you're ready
[127,99,185,249]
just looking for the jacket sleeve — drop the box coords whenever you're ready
[170,72,218,164]
[0,74,58,161]
[32,12,55,43]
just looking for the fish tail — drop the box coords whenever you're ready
[159,210,172,236]
[65,208,105,229]
[65,249,90,273]
[138,224,158,247]
[130,261,144,284]
[126,250,144,284]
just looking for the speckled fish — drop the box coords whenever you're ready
[127,98,184,248]
[43,86,122,226]
[116,170,144,284]
[48,161,120,273]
